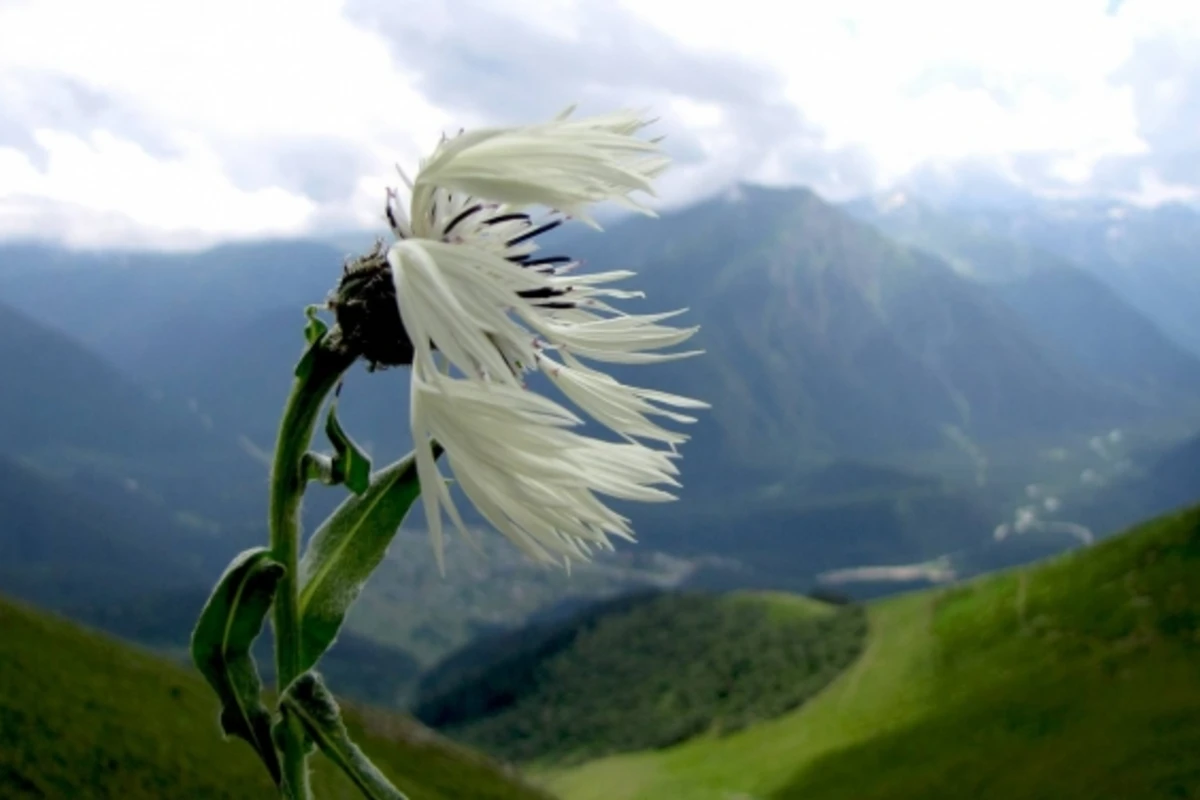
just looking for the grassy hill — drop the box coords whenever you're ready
[0,594,554,800]
[543,504,1200,800]
[412,591,866,765]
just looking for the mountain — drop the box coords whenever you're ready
[0,239,345,382]
[0,294,721,683]
[0,594,555,800]
[412,591,866,764]
[632,460,1001,592]
[878,192,1200,357]
[0,297,269,535]
[0,453,207,609]
[846,193,1200,408]
[0,298,213,459]
[0,241,416,472]
[1,187,1171,478]
[544,503,1200,800]
[3,187,1173,603]
[563,184,1158,482]
[165,303,416,464]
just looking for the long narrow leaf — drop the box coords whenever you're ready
[282,672,408,800]
[190,548,284,785]
[325,402,372,495]
[296,451,425,671]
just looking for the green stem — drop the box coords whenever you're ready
[270,337,356,798]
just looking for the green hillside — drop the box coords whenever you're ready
[544,504,1200,800]
[0,594,554,800]
[413,592,866,765]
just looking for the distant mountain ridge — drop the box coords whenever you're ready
[846,193,1200,409]
[567,184,1158,476]
[3,186,1188,476]
[871,188,1200,356]
[0,299,213,457]
[3,184,1199,635]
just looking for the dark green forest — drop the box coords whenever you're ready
[414,592,867,764]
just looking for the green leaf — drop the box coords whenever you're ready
[295,307,332,380]
[325,402,371,495]
[296,451,425,672]
[304,305,329,345]
[295,336,323,381]
[281,672,408,800]
[190,548,285,785]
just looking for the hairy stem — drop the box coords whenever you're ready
[270,337,357,798]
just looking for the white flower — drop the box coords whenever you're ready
[382,106,705,570]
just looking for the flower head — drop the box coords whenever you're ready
[336,106,705,570]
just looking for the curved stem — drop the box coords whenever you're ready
[270,337,356,798]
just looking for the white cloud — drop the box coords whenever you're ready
[0,0,451,247]
[0,0,1198,247]
[618,0,1195,184]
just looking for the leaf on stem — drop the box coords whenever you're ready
[304,305,330,345]
[190,547,285,785]
[325,401,371,495]
[296,451,425,672]
[281,672,409,800]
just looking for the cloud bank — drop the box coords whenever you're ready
[0,0,1197,248]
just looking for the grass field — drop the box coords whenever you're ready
[542,504,1200,800]
[0,596,553,800]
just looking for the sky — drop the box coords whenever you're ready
[0,0,1197,249]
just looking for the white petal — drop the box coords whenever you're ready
[410,372,681,565]
[388,239,539,384]
[538,351,708,446]
[413,110,668,224]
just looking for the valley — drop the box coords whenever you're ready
[540,504,1200,800]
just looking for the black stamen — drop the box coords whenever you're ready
[444,203,484,236]
[507,254,531,263]
[517,287,568,300]
[484,213,532,226]
[535,301,575,310]
[385,203,405,239]
[507,219,562,247]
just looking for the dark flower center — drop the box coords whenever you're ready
[330,196,579,370]
[329,242,413,370]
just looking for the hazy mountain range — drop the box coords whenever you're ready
[2,181,1200,685]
